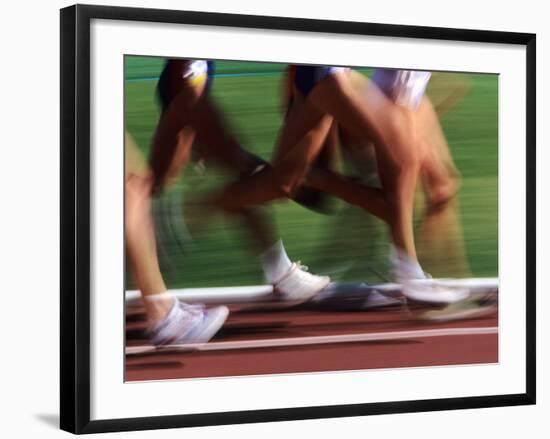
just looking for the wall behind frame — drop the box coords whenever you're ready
[0,0,546,438]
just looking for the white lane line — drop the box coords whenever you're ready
[126,326,498,356]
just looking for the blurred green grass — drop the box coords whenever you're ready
[125,57,498,288]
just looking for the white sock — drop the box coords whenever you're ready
[142,292,176,329]
[390,246,426,280]
[261,240,293,284]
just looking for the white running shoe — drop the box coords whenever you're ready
[401,278,471,306]
[273,262,330,303]
[418,297,497,322]
[390,249,470,306]
[148,299,229,347]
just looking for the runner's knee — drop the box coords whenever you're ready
[385,115,422,174]
[274,173,305,198]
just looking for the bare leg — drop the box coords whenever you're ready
[125,132,171,324]
[416,96,460,209]
[149,86,202,193]
[328,90,470,280]
[191,98,265,173]
[427,72,472,118]
[151,81,277,254]
[215,73,414,253]
[307,73,422,259]
[292,122,341,213]
[416,198,471,278]
[214,96,334,211]
[189,98,279,253]
[414,97,470,277]
[305,167,389,222]
[127,131,232,341]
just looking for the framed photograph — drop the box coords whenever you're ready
[60,4,536,434]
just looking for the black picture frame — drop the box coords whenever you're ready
[60,3,536,434]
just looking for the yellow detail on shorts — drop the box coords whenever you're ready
[187,73,208,89]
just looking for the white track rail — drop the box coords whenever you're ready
[125,277,498,305]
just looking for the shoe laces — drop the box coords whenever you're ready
[179,302,205,317]
[295,261,309,272]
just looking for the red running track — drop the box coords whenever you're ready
[125,302,498,382]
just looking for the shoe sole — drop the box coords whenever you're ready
[164,306,230,351]
[419,304,498,322]
[403,285,470,306]
[194,305,230,344]
[274,276,331,305]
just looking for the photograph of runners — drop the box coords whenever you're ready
[124,57,498,381]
